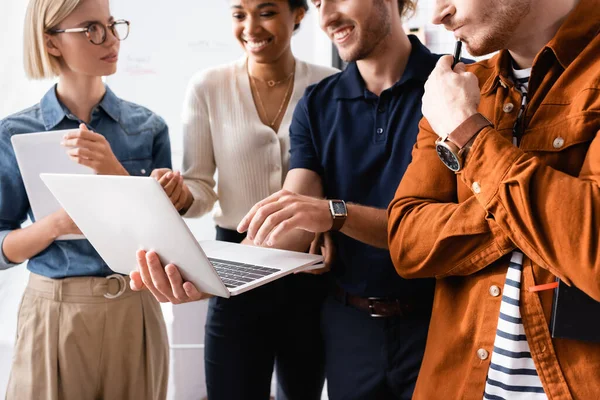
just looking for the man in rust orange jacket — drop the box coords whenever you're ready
[388,0,600,398]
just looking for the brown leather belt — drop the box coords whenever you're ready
[333,285,430,318]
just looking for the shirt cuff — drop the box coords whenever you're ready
[0,230,19,270]
[459,127,523,207]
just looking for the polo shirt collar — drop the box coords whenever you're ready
[333,35,437,100]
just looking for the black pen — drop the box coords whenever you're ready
[451,40,462,70]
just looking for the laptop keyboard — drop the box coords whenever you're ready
[208,258,281,289]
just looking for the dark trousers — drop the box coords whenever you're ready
[322,294,431,400]
[204,226,327,400]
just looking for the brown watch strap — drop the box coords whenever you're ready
[447,113,492,149]
[331,215,346,231]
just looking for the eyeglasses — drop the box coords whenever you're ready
[48,20,130,45]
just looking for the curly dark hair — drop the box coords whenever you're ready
[288,0,309,30]
[398,0,417,19]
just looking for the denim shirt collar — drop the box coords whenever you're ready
[333,35,438,100]
[40,84,121,130]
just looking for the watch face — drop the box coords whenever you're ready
[331,201,347,216]
[436,143,461,172]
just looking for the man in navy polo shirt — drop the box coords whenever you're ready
[238,0,442,398]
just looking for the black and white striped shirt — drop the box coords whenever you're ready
[483,66,548,400]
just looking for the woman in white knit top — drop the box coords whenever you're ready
[133,1,338,399]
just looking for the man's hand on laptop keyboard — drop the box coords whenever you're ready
[130,249,211,303]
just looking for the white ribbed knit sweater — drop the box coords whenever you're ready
[181,58,338,229]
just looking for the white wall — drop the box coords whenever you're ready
[0,1,461,399]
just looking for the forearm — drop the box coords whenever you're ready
[341,204,388,249]
[460,127,600,299]
[2,214,62,264]
[388,195,513,278]
[387,121,513,279]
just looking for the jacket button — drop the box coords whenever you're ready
[503,103,514,113]
[472,182,481,194]
[477,348,489,360]
[553,137,565,148]
[489,285,501,297]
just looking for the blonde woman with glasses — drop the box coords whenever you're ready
[1,0,170,398]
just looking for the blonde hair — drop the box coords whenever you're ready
[23,0,82,79]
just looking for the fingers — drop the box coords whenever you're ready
[146,251,179,302]
[151,168,172,180]
[309,232,324,255]
[129,270,145,291]
[303,232,335,275]
[63,125,104,143]
[264,214,301,247]
[173,179,190,212]
[68,156,98,170]
[136,250,207,303]
[323,232,337,265]
[67,147,96,160]
[301,264,331,275]
[164,264,188,301]
[169,175,184,207]
[453,62,467,73]
[136,250,169,302]
[238,190,288,233]
[252,206,292,245]
[183,281,208,301]
[158,171,180,196]
[436,55,454,72]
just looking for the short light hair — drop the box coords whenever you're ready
[398,0,417,19]
[23,0,82,79]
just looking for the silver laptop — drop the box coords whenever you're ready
[40,174,324,298]
[11,130,93,240]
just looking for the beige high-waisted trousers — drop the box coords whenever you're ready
[6,272,169,400]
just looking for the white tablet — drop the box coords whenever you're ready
[11,130,94,240]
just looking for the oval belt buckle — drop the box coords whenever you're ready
[104,274,127,299]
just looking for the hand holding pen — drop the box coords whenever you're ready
[421,39,480,139]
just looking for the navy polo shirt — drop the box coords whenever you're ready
[289,35,439,298]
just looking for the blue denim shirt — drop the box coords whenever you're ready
[0,85,172,278]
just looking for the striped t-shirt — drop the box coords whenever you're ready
[483,66,548,400]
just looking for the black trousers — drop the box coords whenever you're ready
[204,226,327,400]
[321,294,432,400]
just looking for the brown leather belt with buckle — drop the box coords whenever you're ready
[333,285,430,318]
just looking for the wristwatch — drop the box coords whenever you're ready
[329,200,347,231]
[435,113,492,172]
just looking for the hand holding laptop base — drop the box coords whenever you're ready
[130,249,210,304]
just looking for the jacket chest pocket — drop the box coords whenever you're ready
[518,115,598,176]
